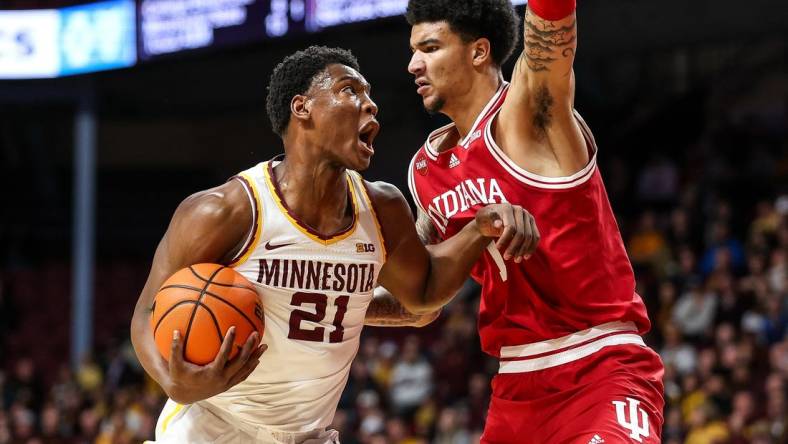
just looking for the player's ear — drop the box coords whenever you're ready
[291,95,311,122]
[471,38,492,67]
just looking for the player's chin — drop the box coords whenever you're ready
[341,146,373,171]
[424,96,444,115]
[351,153,373,171]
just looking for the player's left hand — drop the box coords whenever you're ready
[475,203,540,262]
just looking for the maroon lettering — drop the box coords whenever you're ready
[287,292,351,344]
[329,296,350,343]
[306,261,322,290]
[290,260,305,288]
[257,259,280,286]
[287,292,326,342]
[346,264,358,293]
[333,264,346,292]
[365,264,375,292]
[321,263,333,291]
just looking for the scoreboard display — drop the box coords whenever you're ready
[0,0,527,79]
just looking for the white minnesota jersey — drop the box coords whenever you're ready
[200,159,386,433]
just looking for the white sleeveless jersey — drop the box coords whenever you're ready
[201,160,386,432]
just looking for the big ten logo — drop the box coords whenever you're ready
[254,303,264,322]
[356,243,375,253]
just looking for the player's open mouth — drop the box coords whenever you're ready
[358,120,379,155]
[415,78,430,95]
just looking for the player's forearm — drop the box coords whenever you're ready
[365,287,440,327]
[419,221,489,312]
[130,306,175,396]
[521,1,577,83]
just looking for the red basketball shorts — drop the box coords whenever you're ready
[481,324,665,444]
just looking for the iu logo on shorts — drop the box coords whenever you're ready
[612,397,649,442]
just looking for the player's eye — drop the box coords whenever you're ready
[343,85,356,94]
[425,46,439,53]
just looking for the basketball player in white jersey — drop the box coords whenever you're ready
[130,46,539,444]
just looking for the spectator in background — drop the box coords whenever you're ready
[628,211,671,271]
[673,278,718,339]
[433,407,471,444]
[389,336,433,420]
[4,358,42,413]
[760,295,788,345]
[637,154,680,205]
[767,248,787,294]
[660,322,698,375]
[701,222,746,276]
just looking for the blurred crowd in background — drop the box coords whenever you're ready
[1,84,786,444]
[0,3,786,442]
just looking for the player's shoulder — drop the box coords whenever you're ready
[175,178,251,228]
[361,179,408,209]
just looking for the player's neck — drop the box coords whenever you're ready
[444,74,503,142]
[273,154,351,234]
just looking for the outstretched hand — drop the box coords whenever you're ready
[165,327,267,404]
[475,203,540,263]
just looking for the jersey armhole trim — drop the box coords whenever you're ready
[355,174,388,263]
[228,173,263,267]
[483,108,598,190]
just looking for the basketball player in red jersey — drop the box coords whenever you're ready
[401,1,665,442]
[131,46,538,442]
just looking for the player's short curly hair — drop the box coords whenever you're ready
[266,46,360,137]
[406,0,519,67]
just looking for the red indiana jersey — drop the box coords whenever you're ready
[408,83,651,358]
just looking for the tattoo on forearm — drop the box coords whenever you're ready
[366,293,421,325]
[519,9,577,133]
[415,210,438,245]
[522,9,577,73]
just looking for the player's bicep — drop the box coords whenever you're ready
[368,183,431,310]
[377,231,431,311]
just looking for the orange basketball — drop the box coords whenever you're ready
[150,263,264,365]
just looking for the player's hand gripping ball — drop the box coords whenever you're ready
[150,263,264,365]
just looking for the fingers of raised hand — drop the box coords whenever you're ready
[503,205,527,262]
[526,214,540,256]
[494,206,516,252]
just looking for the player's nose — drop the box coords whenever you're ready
[363,97,378,117]
[408,52,425,75]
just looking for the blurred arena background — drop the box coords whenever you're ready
[0,0,787,443]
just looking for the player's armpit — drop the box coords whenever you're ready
[365,287,441,327]
[497,2,588,176]
[130,180,253,401]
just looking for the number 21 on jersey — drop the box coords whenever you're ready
[288,292,349,343]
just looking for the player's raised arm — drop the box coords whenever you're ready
[129,180,266,405]
[368,182,539,315]
[497,0,588,174]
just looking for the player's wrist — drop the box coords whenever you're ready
[528,0,576,21]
